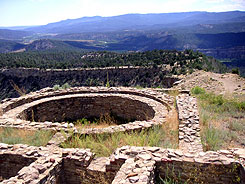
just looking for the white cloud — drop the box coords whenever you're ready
[159,0,200,12]
[205,4,243,12]
[231,0,244,3]
[206,0,225,3]
[231,0,245,9]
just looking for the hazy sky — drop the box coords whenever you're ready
[0,0,245,27]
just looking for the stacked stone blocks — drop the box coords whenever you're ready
[0,87,244,183]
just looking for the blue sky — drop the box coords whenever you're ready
[0,0,245,27]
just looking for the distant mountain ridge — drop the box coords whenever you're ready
[1,31,245,53]
[0,29,33,40]
[0,11,245,67]
[24,11,245,34]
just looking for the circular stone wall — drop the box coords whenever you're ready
[19,95,155,123]
[0,87,173,132]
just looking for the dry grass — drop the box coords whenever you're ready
[0,107,3,116]
[76,122,116,129]
[166,90,180,97]
[192,86,245,150]
[61,125,177,157]
[9,80,26,96]
[61,107,179,157]
[163,109,179,147]
[74,113,120,129]
[0,127,54,146]
[199,108,245,150]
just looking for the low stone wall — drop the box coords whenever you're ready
[0,87,173,114]
[112,157,155,184]
[61,148,98,184]
[0,87,172,135]
[0,143,122,184]
[1,143,244,184]
[0,87,245,183]
[176,93,203,153]
[107,146,245,184]
[0,154,36,181]
[0,143,63,184]
[19,95,155,123]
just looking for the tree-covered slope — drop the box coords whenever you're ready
[0,49,227,74]
[0,39,25,53]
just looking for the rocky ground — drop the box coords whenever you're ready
[173,70,245,96]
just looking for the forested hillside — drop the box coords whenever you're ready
[0,49,228,99]
[0,39,25,53]
[0,49,227,74]
[0,11,244,72]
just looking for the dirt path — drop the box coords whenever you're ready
[212,73,244,94]
[173,70,245,95]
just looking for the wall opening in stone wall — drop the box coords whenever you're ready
[0,154,36,182]
[59,157,117,184]
[18,96,155,124]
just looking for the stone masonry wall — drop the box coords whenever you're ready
[107,146,245,184]
[20,96,155,123]
[1,143,243,184]
[0,143,63,184]
[0,86,173,114]
[0,154,36,181]
[0,87,244,183]
[0,87,171,136]
[176,93,203,153]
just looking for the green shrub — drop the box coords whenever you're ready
[201,126,224,151]
[156,169,187,184]
[53,84,61,90]
[135,85,143,89]
[193,88,245,113]
[231,68,239,75]
[62,83,71,89]
[191,86,205,95]
[235,101,245,111]
[199,110,210,127]
[106,72,110,88]
[157,176,181,184]
[210,94,225,105]
[53,83,71,90]
[229,120,245,133]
